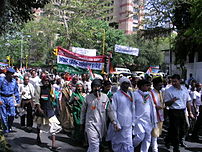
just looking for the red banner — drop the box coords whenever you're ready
[57,47,105,62]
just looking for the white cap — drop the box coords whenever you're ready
[119,76,131,85]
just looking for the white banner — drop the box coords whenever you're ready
[57,55,104,70]
[115,44,139,56]
[72,47,97,56]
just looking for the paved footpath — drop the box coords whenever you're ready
[5,118,202,152]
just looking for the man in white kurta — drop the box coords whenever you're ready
[133,79,157,152]
[150,77,164,152]
[107,77,135,152]
[80,79,114,152]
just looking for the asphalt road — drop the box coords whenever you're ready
[6,118,85,152]
[5,118,202,152]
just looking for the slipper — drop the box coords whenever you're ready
[50,146,61,151]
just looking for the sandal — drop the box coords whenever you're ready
[50,146,61,151]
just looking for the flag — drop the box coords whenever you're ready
[87,66,95,80]
[146,67,152,75]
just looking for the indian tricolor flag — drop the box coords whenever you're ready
[87,66,95,80]
[146,67,152,75]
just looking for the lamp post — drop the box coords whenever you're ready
[102,29,106,55]
[20,34,31,69]
[20,35,23,69]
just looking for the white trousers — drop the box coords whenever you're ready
[86,126,100,152]
[133,132,151,152]
[151,136,158,152]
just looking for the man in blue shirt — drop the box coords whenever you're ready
[0,67,20,133]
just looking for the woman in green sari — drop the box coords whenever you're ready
[69,81,86,142]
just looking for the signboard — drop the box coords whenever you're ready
[72,47,97,56]
[115,44,139,56]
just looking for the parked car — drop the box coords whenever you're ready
[132,71,145,78]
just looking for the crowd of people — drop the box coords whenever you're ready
[0,67,201,152]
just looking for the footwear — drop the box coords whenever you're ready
[50,146,61,151]
[190,135,199,142]
[4,133,8,137]
[9,128,16,132]
[173,148,180,152]
[27,127,32,133]
[180,141,187,148]
[36,137,42,145]
[165,142,170,149]
[20,126,26,129]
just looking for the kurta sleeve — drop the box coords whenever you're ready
[30,83,35,101]
[111,93,121,127]
[107,98,116,122]
[34,85,41,105]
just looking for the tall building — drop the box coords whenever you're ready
[104,0,144,34]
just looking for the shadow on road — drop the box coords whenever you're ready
[158,147,170,152]
[185,147,202,152]
[11,136,49,149]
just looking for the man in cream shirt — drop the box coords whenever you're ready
[19,76,35,131]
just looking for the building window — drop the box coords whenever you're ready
[133,0,138,5]
[133,8,139,13]
[133,15,138,20]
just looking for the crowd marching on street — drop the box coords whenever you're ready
[0,66,201,152]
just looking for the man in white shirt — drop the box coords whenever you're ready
[190,83,202,141]
[164,74,194,152]
[29,69,41,87]
[19,76,35,131]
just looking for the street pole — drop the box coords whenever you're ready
[102,29,105,55]
[25,55,28,69]
[20,35,23,69]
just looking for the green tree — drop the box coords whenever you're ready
[173,0,202,66]
[0,0,50,35]
[145,0,202,67]
[125,34,167,70]
[44,0,112,48]
[22,17,63,66]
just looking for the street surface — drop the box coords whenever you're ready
[6,118,85,152]
[5,118,202,152]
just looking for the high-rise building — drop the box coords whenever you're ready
[104,0,144,34]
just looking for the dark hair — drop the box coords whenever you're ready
[152,77,163,85]
[171,74,181,80]
[91,79,102,88]
[137,79,151,88]
[103,80,112,86]
[190,79,197,84]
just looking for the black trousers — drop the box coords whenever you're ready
[166,109,186,149]
[20,101,33,127]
